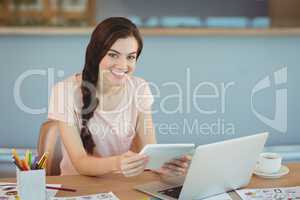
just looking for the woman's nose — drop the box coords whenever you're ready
[115,56,128,68]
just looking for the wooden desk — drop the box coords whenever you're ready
[1,163,300,200]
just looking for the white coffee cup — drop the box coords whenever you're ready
[257,152,282,174]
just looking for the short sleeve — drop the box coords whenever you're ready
[48,80,77,125]
[135,80,154,113]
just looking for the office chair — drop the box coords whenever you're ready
[37,120,62,176]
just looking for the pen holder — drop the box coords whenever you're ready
[17,169,46,200]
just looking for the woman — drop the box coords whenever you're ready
[48,17,190,177]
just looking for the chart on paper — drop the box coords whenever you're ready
[236,186,300,200]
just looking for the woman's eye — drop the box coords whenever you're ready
[108,53,118,58]
[127,55,136,61]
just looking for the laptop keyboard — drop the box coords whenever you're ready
[158,186,183,199]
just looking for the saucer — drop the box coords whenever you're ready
[254,165,289,179]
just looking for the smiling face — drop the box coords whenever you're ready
[99,36,139,86]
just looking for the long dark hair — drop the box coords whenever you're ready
[80,17,143,154]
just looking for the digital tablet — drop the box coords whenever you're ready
[139,144,195,170]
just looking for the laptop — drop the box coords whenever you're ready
[135,132,269,200]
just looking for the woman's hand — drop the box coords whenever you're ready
[117,151,149,177]
[156,155,192,176]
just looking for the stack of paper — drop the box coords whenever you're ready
[146,192,232,200]
[51,192,120,200]
[0,182,61,200]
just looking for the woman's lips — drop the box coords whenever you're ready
[110,69,127,79]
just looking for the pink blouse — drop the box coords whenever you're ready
[48,74,153,175]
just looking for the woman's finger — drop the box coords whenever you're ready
[173,155,192,164]
[162,165,184,175]
[124,154,147,164]
[123,165,145,177]
[165,159,188,168]
[179,155,192,162]
[122,158,147,171]
[163,163,185,173]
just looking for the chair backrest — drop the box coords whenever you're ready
[37,120,62,176]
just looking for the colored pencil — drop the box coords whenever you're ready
[46,186,76,192]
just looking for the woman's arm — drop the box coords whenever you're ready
[58,121,120,176]
[131,111,157,152]
[58,121,148,177]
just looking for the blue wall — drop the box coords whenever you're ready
[0,34,299,148]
